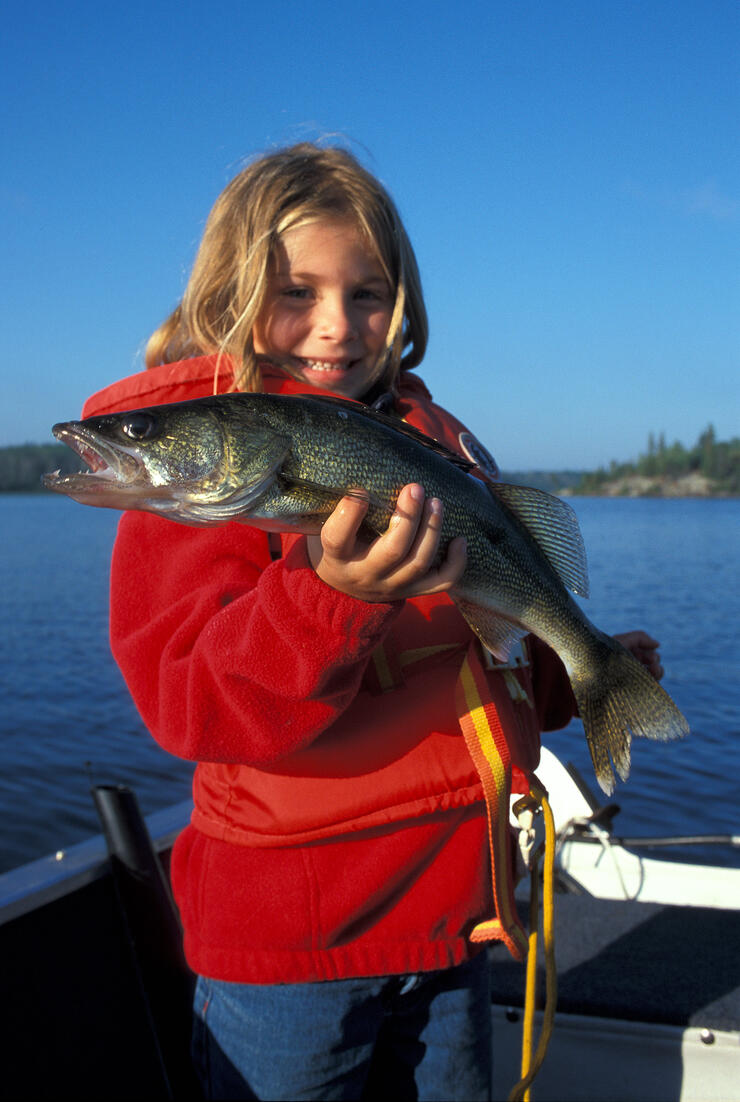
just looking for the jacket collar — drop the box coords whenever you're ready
[82,354,432,418]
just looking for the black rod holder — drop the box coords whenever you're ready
[92,784,200,1099]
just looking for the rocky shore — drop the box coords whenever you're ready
[568,472,733,498]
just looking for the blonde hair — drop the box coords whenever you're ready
[145,143,428,394]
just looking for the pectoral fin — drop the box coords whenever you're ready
[453,596,528,663]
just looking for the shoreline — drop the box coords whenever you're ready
[560,472,738,499]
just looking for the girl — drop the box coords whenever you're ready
[83,143,663,1101]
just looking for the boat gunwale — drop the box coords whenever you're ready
[0,797,192,925]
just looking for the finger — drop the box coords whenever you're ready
[645,651,664,679]
[632,631,660,650]
[402,495,445,573]
[388,483,426,537]
[630,641,664,680]
[320,494,370,560]
[371,484,427,570]
[629,633,663,679]
[404,536,468,597]
[614,630,660,654]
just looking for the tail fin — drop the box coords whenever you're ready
[569,634,689,795]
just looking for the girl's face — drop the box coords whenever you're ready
[253,218,394,399]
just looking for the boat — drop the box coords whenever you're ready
[490,748,740,1102]
[1,751,737,1101]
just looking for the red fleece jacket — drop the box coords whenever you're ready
[84,356,576,983]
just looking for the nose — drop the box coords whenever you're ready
[317,294,358,341]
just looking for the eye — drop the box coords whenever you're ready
[122,412,159,440]
[355,285,389,303]
[281,286,311,299]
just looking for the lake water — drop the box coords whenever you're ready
[1,494,738,873]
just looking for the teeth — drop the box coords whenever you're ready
[300,359,350,371]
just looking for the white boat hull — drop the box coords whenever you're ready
[492,1006,739,1102]
[534,746,740,910]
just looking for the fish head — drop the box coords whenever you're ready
[43,399,291,524]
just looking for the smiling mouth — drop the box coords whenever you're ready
[297,357,358,372]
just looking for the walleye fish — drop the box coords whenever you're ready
[44,392,688,793]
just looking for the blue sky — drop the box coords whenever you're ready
[2,0,737,469]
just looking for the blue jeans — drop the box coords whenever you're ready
[192,954,492,1100]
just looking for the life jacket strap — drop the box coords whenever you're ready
[455,641,529,960]
[456,644,559,1098]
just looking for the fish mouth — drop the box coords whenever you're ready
[43,423,146,498]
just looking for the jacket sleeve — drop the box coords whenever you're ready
[109,512,402,766]
[527,633,578,731]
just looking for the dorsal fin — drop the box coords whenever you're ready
[487,483,590,597]
[306,394,475,472]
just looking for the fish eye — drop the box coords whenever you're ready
[121,412,159,440]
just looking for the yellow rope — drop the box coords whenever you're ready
[508,787,558,1102]
[521,854,540,1095]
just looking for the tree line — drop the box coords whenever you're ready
[0,443,84,492]
[576,425,739,495]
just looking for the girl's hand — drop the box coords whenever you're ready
[614,630,664,680]
[306,483,467,603]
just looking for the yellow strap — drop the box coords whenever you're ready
[455,645,558,1098]
[456,645,528,959]
[370,644,397,693]
[369,641,463,693]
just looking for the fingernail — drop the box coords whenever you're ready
[409,484,424,502]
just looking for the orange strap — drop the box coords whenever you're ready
[455,642,528,961]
